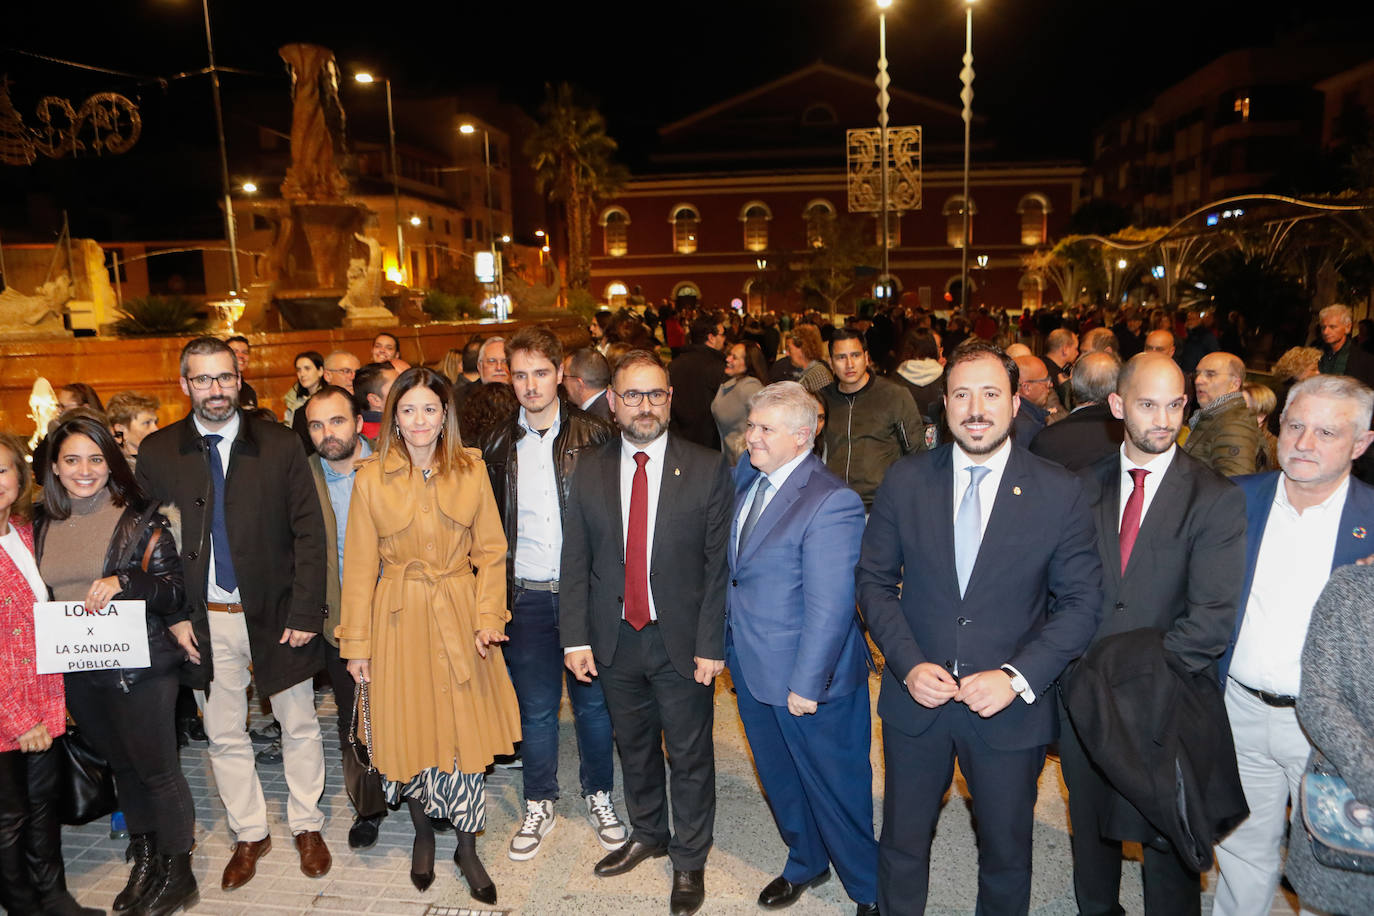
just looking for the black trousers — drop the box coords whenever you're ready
[599,620,716,871]
[0,744,66,912]
[879,705,1046,916]
[64,671,195,854]
[1058,701,1200,916]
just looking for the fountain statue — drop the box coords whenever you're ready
[0,274,72,338]
[243,43,393,329]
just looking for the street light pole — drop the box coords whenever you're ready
[959,0,977,312]
[356,73,406,285]
[201,0,241,295]
[461,123,503,304]
[876,0,892,296]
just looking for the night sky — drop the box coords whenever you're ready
[3,0,1372,239]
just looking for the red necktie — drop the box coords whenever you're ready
[1118,468,1150,575]
[624,451,651,630]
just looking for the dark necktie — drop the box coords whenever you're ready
[624,452,650,630]
[204,434,238,592]
[737,477,771,554]
[1119,468,1150,575]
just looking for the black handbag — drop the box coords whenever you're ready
[57,724,118,826]
[343,680,387,818]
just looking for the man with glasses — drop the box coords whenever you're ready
[1012,354,1056,443]
[478,337,511,384]
[562,347,612,421]
[136,336,333,892]
[561,350,733,916]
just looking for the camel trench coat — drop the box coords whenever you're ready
[337,448,520,780]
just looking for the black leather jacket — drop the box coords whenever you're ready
[35,500,186,689]
[478,399,615,592]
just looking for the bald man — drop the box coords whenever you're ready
[1143,330,1176,360]
[1012,355,1055,443]
[1029,352,1125,472]
[1180,352,1258,476]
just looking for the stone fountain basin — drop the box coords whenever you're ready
[273,289,347,330]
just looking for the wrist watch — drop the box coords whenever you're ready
[1000,665,1029,696]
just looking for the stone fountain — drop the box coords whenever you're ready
[244,43,394,330]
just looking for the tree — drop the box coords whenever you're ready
[1023,237,1102,308]
[799,215,878,321]
[525,83,628,294]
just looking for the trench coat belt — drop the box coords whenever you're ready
[380,559,473,596]
[378,558,478,685]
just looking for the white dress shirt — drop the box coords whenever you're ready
[734,450,810,553]
[1228,476,1349,697]
[0,527,46,600]
[193,411,242,604]
[1117,443,1176,530]
[949,438,1034,702]
[619,432,670,622]
[513,408,562,581]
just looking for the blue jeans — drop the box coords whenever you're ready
[505,587,615,802]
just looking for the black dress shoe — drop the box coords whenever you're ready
[758,870,830,908]
[670,868,705,916]
[594,838,668,877]
[855,903,879,915]
[347,814,381,850]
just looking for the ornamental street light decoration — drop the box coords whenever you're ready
[959,0,978,312]
[0,75,142,166]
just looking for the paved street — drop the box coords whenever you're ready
[48,670,1298,916]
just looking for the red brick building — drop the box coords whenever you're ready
[589,63,1083,315]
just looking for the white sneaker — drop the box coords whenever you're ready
[584,790,628,851]
[508,799,556,860]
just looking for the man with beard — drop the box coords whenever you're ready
[136,337,332,891]
[1061,353,1246,915]
[303,385,387,850]
[1182,352,1259,477]
[560,350,733,916]
[857,340,1102,915]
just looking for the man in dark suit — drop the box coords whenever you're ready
[1029,351,1125,471]
[1213,374,1374,916]
[561,349,733,916]
[1062,353,1246,915]
[562,347,613,421]
[726,382,878,915]
[668,314,728,449]
[136,337,332,890]
[856,340,1102,916]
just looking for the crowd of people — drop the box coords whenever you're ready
[1,297,1372,916]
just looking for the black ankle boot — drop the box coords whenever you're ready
[454,831,496,905]
[114,834,157,912]
[130,853,197,916]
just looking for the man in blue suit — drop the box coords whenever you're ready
[857,340,1103,916]
[1213,373,1374,916]
[725,382,878,915]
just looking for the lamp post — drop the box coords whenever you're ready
[459,122,504,303]
[355,72,406,285]
[876,0,893,288]
[755,256,768,316]
[959,0,977,312]
[200,0,241,295]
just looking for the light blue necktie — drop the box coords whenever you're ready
[954,465,990,597]
[737,477,771,554]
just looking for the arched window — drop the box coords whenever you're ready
[1017,193,1050,246]
[804,199,836,249]
[670,204,700,254]
[1018,273,1043,311]
[672,281,700,307]
[943,195,977,248]
[740,202,771,252]
[605,281,629,309]
[601,206,630,257]
[875,211,901,248]
[801,102,838,126]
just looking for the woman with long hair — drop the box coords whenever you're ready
[339,368,519,904]
[35,416,195,916]
[283,351,326,426]
[711,340,769,465]
[0,432,103,916]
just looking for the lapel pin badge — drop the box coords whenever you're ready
[1355,527,1367,539]
[1012,486,1022,496]
[674,467,681,477]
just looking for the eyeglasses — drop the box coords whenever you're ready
[614,388,669,406]
[481,357,509,366]
[185,373,239,390]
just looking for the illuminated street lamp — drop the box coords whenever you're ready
[459,121,504,301]
[355,71,406,285]
[959,0,978,312]
[241,181,257,194]
[876,0,893,285]
[409,214,422,227]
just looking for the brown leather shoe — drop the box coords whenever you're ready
[221,836,271,890]
[294,830,332,878]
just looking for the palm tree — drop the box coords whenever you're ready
[525,83,627,295]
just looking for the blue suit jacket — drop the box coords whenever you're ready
[1217,471,1374,682]
[727,453,870,707]
[857,443,1103,750]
